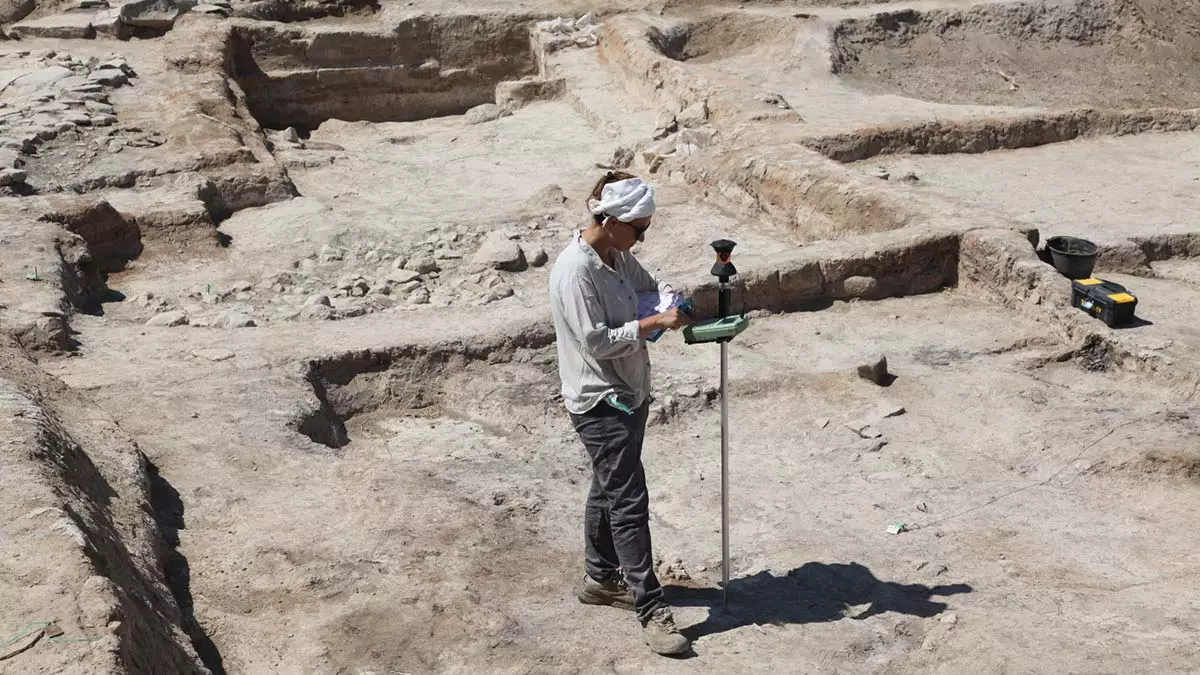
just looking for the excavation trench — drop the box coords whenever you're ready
[830,0,1200,110]
[231,15,539,131]
[297,328,560,448]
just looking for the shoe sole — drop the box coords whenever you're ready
[577,591,635,612]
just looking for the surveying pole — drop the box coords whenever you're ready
[682,239,749,608]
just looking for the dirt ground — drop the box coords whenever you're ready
[3,0,1200,673]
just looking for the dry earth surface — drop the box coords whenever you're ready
[1,0,1199,673]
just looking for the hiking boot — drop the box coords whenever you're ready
[577,574,635,611]
[641,606,690,656]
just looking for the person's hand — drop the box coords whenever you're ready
[657,308,693,330]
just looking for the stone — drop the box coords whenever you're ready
[528,246,549,267]
[464,103,508,126]
[523,183,567,211]
[146,310,188,327]
[300,304,334,321]
[652,111,678,140]
[390,256,409,270]
[386,269,421,285]
[677,100,709,128]
[0,169,27,186]
[88,69,127,87]
[20,66,74,87]
[758,91,792,109]
[9,12,97,40]
[877,404,906,419]
[575,11,599,27]
[403,255,439,274]
[857,354,890,385]
[868,167,891,180]
[318,245,343,262]
[191,348,235,362]
[473,231,527,272]
[85,100,115,115]
[495,78,566,110]
[899,170,920,183]
[940,613,958,625]
[408,287,430,305]
[191,3,230,14]
[839,275,879,299]
[677,127,716,147]
[92,9,124,36]
[303,293,331,307]
[214,310,256,328]
[118,0,187,29]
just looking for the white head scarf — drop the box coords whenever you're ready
[587,177,656,222]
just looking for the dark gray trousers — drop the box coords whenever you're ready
[569,400,665,622]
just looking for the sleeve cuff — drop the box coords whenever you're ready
[617,319,641,342]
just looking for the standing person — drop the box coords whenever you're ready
[548,171,693,656]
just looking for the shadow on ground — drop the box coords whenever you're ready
[146,456,228,675]
[668,562,972,641]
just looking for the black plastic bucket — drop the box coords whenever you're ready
[1046,236,1098,279]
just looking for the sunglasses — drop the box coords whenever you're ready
[626,220,650,242]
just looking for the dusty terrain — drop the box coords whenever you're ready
[1,0,1199,673]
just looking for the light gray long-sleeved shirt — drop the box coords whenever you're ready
[549,231,674,414]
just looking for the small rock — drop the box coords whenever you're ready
[840,275,879,299]
[899,171,920,183]
[318,245,343,262]
[815,417,830,429]
[473,231,527,272]
[146,310,188,327]
[865,440,888,453]
[391,256,409,270]
[877,404,906,419]
[88,69,127,87]
[408,288,431,305]
[940,613,958,625]
[0,168,27,186]
[652,110,678,140]
[676,385,701,398]
[404,256,439,274]
[868,167,890,180]
[191,348,235,362]
[386,269,422,285]
[857,354,890,386]
[214,310,256,328]
[529,247,549,267]
[300,304,334,321]
[464,103,509,125]
[676,100,709,128]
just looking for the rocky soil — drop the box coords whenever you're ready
[2,0,1199,673]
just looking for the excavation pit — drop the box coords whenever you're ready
[231,17,539,130]
[831,0,1200,110]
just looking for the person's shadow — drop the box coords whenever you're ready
[668,561,972,642]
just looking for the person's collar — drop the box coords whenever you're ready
[574,229,610,270]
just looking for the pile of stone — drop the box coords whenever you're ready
[615,99,717,174]
[0,52,135,189]
[141,226,554,328]
[8,0,200,39]
[535,12,601,52]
